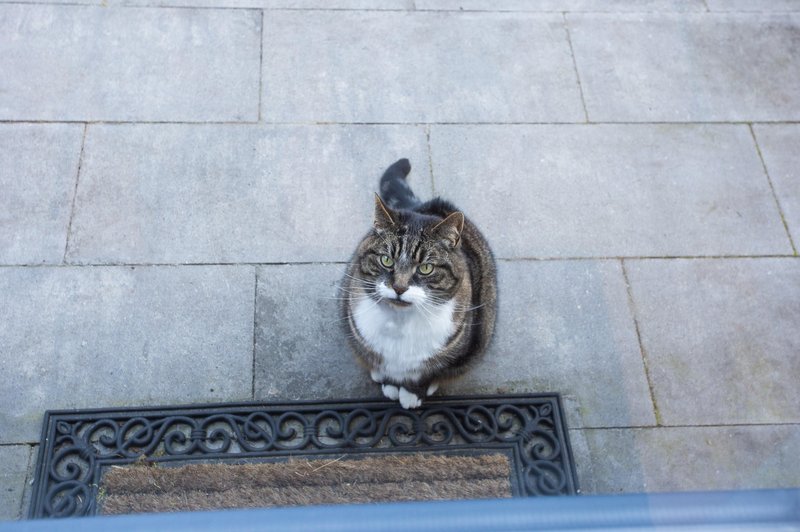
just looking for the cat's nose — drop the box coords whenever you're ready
[392,284,408,296]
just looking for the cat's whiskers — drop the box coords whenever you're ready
[339,273,379,287]
[426,294,486,313]
[323,288,380,322]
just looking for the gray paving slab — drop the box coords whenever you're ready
[20,446,34,521]
[574,425,800,493]
[447,260,654,429]
[0,266,254,444]
[753,125,800,247]
[115,0,412,6]
[0,0,96,3]
[429,124,790,258]
[255,264,381,401]
[707,0,800,10]
[261,11,584,123]
[67,124,428,264]
[255,261,653,430]
[567,13,800,122]
[0,446,30,521]
[0,124,83,265]
[416,0,705,11]
[625,258,800,426]
[0,5,260,122]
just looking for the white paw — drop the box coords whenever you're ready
[370,370,384,383]
[381,384,400,400]
[398,388,422,409]
[426,382,439,397]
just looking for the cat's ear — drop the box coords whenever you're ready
[373,193,396,231]
[432,212,464,248]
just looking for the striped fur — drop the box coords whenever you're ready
[341,159,497,409]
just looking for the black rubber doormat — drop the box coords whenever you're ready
[29,393,579,518]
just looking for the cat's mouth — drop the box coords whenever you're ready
[385,298,412,308]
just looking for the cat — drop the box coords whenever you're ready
[341,158,497,409]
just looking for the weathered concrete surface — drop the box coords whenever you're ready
[574,425,800,493]
[254,262,654,429]
[261,11,584,123]
[568,13,800,121]
[67,125,428,264]
[447,260,655,429]
[0,124,83,265]
[625,258,800,425]
[430,124,790,258]
[0,5,261,122]
[706,0,800,11]
[2,3,800,519]
[753,125,800,247]
[417,0,705,11]
[0,446,30,520]
[254,264,381,401]
[0,266,254,444]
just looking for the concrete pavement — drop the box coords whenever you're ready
[1,0,799,519]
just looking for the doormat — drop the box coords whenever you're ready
[29,394,579,518]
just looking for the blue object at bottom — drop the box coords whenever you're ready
[3,489,799,531]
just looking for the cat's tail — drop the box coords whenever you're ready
[379,158,421,210]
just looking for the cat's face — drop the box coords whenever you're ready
[354,196,465,309]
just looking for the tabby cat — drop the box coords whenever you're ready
[341,159,497,409]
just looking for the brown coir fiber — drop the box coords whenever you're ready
[100,454,512,515]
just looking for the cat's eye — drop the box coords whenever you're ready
[380,255,395,268]
[418,263,434,275]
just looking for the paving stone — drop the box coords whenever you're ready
[753,125,800,246]
[0,5,260,122]
[0,266,254,444]
[0,124,83,265]
[116,0,412,6]
[416,0,705,11]
[430,124,790,258]
[0,446,30,520]
[254,261,652,428]
[567,13,800,121]
[0,0,96,3]
[67,124,428,264]
[576,426,800,493]
[706,0,800,11]
[446,260,654,429]
[20,446,35,521]
[254,264,381,401]
[625,258,800,425]
[261,11,584,123]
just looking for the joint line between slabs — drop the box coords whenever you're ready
[251,268,258,399]
[18,445,35,520]
[620,259,663,426]
[562,12,590,123]
[257,10,264,123]
[251,270,258,398]
[748,124,797,256]
[2,256,799,269]
[576,421,800,430]
[4,119,800,126]
[62,123,88,264]
[425,125,436,197]
[2,3,797,12]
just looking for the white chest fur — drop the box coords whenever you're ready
[353,297,455,383]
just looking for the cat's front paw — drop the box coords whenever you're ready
[381,384,400,400]
[398,387,422,409]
